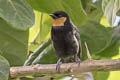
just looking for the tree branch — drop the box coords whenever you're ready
[10,58,120,78]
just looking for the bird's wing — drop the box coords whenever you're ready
[73,26,82,58]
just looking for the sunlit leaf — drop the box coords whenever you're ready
[28,12,51,52]
[29,11,40,44]
[35,13,51,44]
[102,0,120,25]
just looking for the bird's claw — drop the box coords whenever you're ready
[56,61,62,72]
[56,58,62,72]
[74,56,81,67]
[76,61,81,67]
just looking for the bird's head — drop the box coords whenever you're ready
[50,11,70,27]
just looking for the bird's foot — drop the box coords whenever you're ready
[56,58,62,72]
[74,56,81,67]
[56,62,62,72]
[76,60,81,67]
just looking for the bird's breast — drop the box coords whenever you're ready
[51,28,79,58]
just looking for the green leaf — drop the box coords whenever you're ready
[92,27,120,80]
[79,21,112,59]
[0,18,28,66]
[0,0,35,30]
[26,0,87,27]
[112,27,120,42]
[81,0,91,9]
[88,8,103,22]
[102,0,120,25]
[82,0,103,22]
[28,11,52,52]
[81,0,103,22]
[34,13,51,44]
[96,27,120,58]
[24,40,52,65]
[93,72,109,80]
[32,44,57,64]
[0,55,10,80]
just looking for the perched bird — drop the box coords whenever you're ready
[50,11,82,71]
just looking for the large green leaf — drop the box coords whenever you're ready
[27,0,87,27]
[96,27,120,58]
[0,55,9,80]
[92,27,120,80]
[0,0,35,30]
[0,18,28,66]
[102,0,120,25]
[79,21,112,59]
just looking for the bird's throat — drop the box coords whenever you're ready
[52,17,67,27]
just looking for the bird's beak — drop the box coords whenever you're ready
[49,14,57,19]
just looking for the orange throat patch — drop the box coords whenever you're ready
[52,17,67,27]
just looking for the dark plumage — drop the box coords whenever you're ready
[50,11,82,71]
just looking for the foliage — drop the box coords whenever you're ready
[0,0,120,80]
[102,0,120,25]
[0,55,9,80]
[0,0,35,30]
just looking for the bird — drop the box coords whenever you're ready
[49,11,82,71]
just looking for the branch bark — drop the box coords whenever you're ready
[10,58,120,78]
